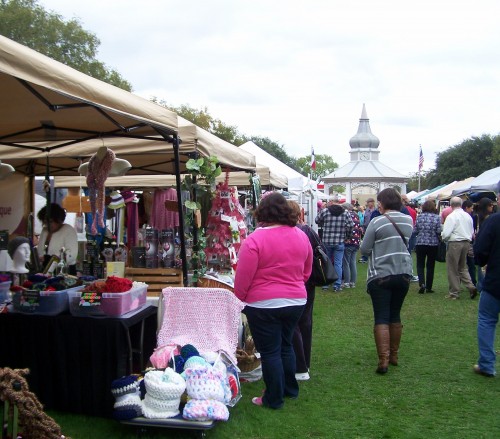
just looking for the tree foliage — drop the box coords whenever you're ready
[295,154,338,181]
[0,0,131,90]
[426,134,499,188]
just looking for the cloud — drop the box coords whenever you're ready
[40,0,500,175]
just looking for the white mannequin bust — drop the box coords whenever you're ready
[8,237,31,274]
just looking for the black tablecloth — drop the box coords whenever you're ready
[0,306,157,417]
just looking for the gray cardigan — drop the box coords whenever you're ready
[360,211,414,284]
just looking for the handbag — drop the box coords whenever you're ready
[436,240,447,263]
[306,229,338,286]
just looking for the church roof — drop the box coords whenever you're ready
[323,160,406,182]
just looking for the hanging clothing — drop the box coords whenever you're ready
[150,188,180,230]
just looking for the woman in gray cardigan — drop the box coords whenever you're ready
[360,188,413,374]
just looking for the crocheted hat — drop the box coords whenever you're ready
[180,344,199,361]
[142,368,186,419]
[108,190,125,210]
[110,375,143,420]
[182,399,229,422]
[184,365,226,402]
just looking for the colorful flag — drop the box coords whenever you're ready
[419,145,424,171]
[311,147,316,171]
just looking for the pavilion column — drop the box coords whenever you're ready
[346,182,352,203]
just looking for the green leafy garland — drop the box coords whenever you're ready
[181,156,222,282]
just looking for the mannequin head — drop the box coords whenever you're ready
[7,236,31,274]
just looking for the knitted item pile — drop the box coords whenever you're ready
[87,148,115,234]
[110,375,142,420]
[157,287,244,365]
[142,368,186,419]
[182,359,232,421]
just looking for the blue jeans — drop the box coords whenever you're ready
[326,243,344,288]
[244,305,305,408]
[342,245,358,284]
[477,290,499,376]
[367,274,410,325]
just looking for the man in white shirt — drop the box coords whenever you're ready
[441,197,478,300]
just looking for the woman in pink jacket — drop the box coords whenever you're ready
[234,192,313,409]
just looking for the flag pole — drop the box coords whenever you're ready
[418,144,422,192]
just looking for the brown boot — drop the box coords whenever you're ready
[389,323,403,366]
[374,324,390,374]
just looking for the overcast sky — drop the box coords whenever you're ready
[40,0,500,176]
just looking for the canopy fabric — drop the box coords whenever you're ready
[451,166,500,196]
[436,177,475,200]
[54,163,284,189]
[239,141,315,192]
[412,184,447,202]
[0,35,177,144]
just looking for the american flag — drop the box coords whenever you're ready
[311,147,316,171]
[419,145,424,171]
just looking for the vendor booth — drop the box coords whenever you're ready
[0,35,256,432]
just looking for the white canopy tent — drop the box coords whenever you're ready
[451,166,500,196]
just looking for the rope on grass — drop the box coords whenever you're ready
[0,367,69,439]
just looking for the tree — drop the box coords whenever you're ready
[0,0,131,90]
[429,135,499,186]
[295,154,338,181]
[246,136,301,172]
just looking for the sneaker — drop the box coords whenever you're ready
[445,293,459,300]
[358,259,367,263]
[350,283,356,288]
[411,275,419,283]
[426,289,435,293]
[321,285,330,291]
[473,364,495,378]
[343,283,351,289]
[295,372,310,381]
[333,286,343,292]
[418,285,425,294]
[252,396,263,406]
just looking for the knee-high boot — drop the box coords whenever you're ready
[389,323,403,366]
[374,324,390,374]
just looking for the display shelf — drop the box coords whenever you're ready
[125,267,183,296]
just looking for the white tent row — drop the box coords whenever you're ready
[451,166,500,196]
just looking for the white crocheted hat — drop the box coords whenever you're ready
[142,368,186,419]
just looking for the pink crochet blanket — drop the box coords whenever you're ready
[157,287,245,364]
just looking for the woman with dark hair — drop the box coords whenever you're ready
[234,192,313,408]
[37,203,78,275]
[414,199,442,294]
[360,188,413,374]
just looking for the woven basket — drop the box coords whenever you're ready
[236,337,261,372]
[197,276,234,293]
[236,349,261,373]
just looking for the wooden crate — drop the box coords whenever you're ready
[125,268,183,297]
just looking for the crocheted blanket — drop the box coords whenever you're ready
[157,287,244,365]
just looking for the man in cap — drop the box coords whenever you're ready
[472,183,500,377]
[315,195,354,292]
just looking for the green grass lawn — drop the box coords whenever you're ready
[49,258,500,438]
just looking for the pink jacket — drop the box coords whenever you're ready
[234,225,312,304]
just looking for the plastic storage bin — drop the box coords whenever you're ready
[0,281,12,303]
[12,286,82,316]
[69,282,148,317]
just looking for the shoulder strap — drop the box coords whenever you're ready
[384,214,408,248]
